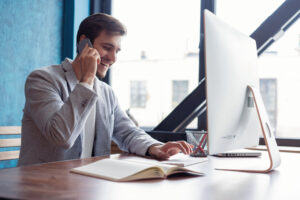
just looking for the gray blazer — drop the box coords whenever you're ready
[18,58,160,166]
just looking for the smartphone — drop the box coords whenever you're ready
[77,38,93,54]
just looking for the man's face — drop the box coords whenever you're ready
[92,31,122,78]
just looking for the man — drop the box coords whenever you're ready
[18,13,193,166]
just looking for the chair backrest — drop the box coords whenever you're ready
[0,126,21,161]
[0,127,123,162]
[111,141,123,154]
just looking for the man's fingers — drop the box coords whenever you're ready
[178,141,194,154]
[80,47,101,69]
[162,142,187,154]
[148,141,194,160]
[95,52,101,64]
[88,48,101,64]
[156,151,170,160]
[80,43,89,57]
[80,46,99,61]
[162,141,193,155]
[151,147,170,160]
[176,141,194,154]
[166,148,180,156]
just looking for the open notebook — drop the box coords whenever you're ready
[71,154,207,182]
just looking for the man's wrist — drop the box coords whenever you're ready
[146,148,151,156]
[146,144,162,156]
[80,76,94,86]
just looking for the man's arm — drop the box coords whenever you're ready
[25,70,98,148]
[111,91,193,159]
[110,93,162,155]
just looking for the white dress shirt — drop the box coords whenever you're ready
[79,82,96,158]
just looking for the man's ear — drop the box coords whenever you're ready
[79,34,87,42]
[76,35,88,54]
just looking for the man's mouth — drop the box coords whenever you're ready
[100,62,109,68]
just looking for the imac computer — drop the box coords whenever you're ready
[149,9,281,172]
[204,9,260,155]
[204,10,281,172]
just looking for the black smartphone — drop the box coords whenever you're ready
[77,38,93,54]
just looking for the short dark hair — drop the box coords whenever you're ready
[76,13,127,44]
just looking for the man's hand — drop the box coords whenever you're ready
[147,141,194,160]
[77,44,101,85]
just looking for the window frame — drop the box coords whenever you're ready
[89,0,300,147]
[90,0,112,84]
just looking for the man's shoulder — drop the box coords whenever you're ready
[29,63,64,78]
[25,62,70,91]
[28,58,73,83]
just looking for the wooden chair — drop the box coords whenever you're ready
[111,141,123,154]
[0,126,121,161]
[0,126,21,161]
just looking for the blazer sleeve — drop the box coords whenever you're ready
[111,90,162,156]
[24,70,98,149]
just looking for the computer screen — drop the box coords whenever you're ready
[204,10,261,155]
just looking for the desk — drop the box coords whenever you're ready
[0,151,299,200]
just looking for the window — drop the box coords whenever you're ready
[172,80,189,108]
[263,20,300,139]
[130,81,147,108]
[216,0,285,36]
[111,0,200,128]
[216,0,300,139]
[260,79,277,133]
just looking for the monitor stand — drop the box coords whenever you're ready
[216,85,281,173]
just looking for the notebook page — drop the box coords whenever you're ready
[72,158,156,180]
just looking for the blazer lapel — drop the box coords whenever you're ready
[93,78,111,155]
[94,78,108,118]
[62,58,78,92]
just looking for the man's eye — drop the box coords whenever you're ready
[103,46,111,51]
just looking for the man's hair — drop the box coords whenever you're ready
[76,13,127,44]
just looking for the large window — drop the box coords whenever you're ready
[130,80,147,108]
[260,79,277,133]
[216,0,300,139]
[216,0,285,36]
[111,0,200,128]
[172,80,189,108]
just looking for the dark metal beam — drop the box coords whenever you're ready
[250,0,300,56]
[62,0,75,59]
[90,0,112,84]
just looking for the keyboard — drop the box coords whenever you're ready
[190,150,208,157]
[190,151,261,157]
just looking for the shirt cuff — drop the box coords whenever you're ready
[79,82,93,91]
